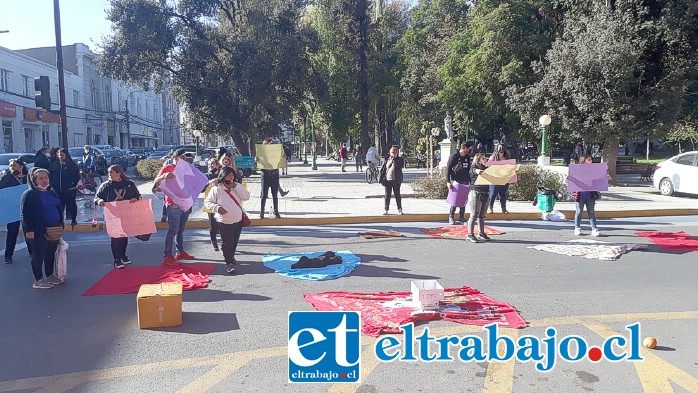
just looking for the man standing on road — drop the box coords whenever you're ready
[339,144,348,172]
[446,142,473,224]
[282,144,291,176]
[154,149,196,266]
[354,145,364,172]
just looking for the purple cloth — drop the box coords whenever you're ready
[159,160,208,211]
[447,183,470,207]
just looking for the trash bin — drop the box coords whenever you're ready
[533,187,558,212]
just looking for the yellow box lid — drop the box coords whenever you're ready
[137,282,183,298]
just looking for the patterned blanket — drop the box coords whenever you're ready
[304,286,527,337]
[528,239,647,260]
[420,225,505,238]
[358,230,405,239]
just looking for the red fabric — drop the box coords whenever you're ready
[82,263,217,296]
[635,231,698,251]
[157,164,176,206]
[304,286,527,337]
[420,226,505,238]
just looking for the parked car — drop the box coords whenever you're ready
[0,152,36,174]
[654,151,698,196]
[69,146,108,175]
[147,145,174,160]
[170,146,215,173]
[100,149,130,170]
[128,148,148,160]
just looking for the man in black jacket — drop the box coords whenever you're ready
[34,148,52,170]
[446,142,473,224]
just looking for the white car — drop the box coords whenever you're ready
[654,151,698,196]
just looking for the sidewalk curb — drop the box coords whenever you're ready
[64,209,698,232]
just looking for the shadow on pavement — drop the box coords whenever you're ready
[156,312,240,334]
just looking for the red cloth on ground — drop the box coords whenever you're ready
[420,226,505,238]
[82,263,217,296]
[304,286,527,337]
[634,231,698,251]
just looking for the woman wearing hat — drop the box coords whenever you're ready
[21,168,64,289]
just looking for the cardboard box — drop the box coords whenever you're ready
[137,282,183,329]
[411,280,444,310]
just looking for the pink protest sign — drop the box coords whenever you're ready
[159,160,208,211]
[103,199,157,238]
[485,159,518,183]
[568,163,609,192]
[446,183,470,207]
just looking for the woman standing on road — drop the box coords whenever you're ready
[573,155,601,237]
[205,166,251,274]
[95,165,141,269]
[467,153,491,243]
[379,146,405,215]
[21,168,64,289]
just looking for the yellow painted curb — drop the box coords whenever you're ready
[63,209,698,232]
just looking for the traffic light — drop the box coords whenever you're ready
[34,76,51,111]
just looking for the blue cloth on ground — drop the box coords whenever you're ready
[262,250,361,280]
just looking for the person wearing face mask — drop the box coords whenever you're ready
[49,148,81,226]
[467,153,491,243]
[21,168,64,289]
[379,146,405,215]
[205,157,223,251]
[34,147,52,170]
[95,165,141,269]
[1,159,32,263]
[204,166,251,274]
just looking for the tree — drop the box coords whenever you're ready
[507,0,698,182]
[100,0,313,155]
[439,0,557,147]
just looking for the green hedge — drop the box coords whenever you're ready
[135,159,163,181]
[509,164,568,201]
[411,168,449,199]
[411,164,567,201]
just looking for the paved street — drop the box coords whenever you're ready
[1,216,697,392]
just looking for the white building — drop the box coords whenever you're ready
[0,43,180,153]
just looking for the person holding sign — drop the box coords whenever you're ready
[154,149,196,266]
[1,159,31,264]
[466,153,491,243]
[21,168,64,289]
[204,166,251,274]
[95,165,141,269]
[572,155,601,237]
[256,138,283,218]
[488,144,511,214]
[446,142,473,224]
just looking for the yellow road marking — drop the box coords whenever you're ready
[584,322,698,393]
[483,328,520,393]
[2,311,698,392]
[327,338,377,393]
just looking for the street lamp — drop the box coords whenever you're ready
[309,96,317,170]
[430,127,440,175]
[193,129,202,160]
[539,115,552,166]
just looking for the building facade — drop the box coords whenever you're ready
[1,43,179,153]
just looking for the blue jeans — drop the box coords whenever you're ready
[574,198,597,230]
[488,184,509,209]
[164,205,191,257]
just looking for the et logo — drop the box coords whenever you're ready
[288,311,361,383]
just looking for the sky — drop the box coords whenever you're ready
[0,0,113,51]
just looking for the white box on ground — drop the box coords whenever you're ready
[411,280,444,310]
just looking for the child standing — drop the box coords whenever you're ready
[573,155,601,237]
[467,153,491,243]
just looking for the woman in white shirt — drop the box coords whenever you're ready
[204,166,251,274]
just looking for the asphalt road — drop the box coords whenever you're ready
[1,216,697,392]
